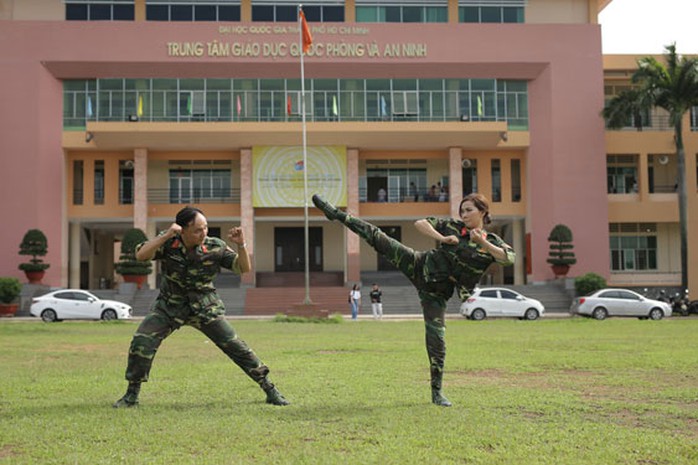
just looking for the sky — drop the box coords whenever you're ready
[599,0,698,54]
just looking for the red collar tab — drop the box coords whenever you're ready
[171,238,181,248]
[460,227,468,237]
[201,245,208,253]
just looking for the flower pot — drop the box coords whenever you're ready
[24,270,45,284]
[122,274,147,289]
[551,264,570,278]
[0,303,19,317]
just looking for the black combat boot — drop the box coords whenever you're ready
[312,194,347,223]
[431,388,452,407]
[113,382,141,408]
[260,379,290,406]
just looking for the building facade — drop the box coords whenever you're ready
[1,0,695,296]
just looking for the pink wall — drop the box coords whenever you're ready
[0,21,609,285]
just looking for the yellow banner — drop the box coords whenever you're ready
[253,146,347,207]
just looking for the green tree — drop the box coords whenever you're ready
[602,43,698,292]
[546,224,577,267]
[18,229,50,272]
[114,228,152,276]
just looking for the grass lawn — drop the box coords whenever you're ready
[1,317,697,464]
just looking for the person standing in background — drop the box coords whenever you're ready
[370,283,383,319]
[349,283,361,320]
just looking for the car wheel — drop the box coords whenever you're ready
[523,308,539,321]
[648,308,664,320]
[101,309,118,321]
[41,309,57,323]
[592,307,608,320]
[470,309,486,321]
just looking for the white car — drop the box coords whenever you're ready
[30,290,132,322]
[570,288,671,320]
[460,287,545,321]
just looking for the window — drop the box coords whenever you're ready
[73,160,84,205]
[607,155,637,194]
[462,158,477,196]
[119,160,134,204]
[356,1,447,23]
[491,159,501,202]
[252,2,343,22]
[94,160,105,205]
[648,154,675,193]
[609,223,657,271]
[511,159,521,202]
[480,289,497,298]
[500,290,518,300]
[458,1,524,23]
[364,165,426,203]
[146,1,241,21]
[64,78,528,126]
[168,163,232,203]
[66,1,134,21]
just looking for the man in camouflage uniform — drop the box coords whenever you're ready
[113,206,289,408]
[312,193,515,407]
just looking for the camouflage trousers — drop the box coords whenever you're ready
[343,215,453,390]
[124,306,271,389]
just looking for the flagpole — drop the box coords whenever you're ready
[299,5,312,305]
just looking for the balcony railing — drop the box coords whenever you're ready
[148,188,240,204]
[64,87,529,129]
[605,113,672,132]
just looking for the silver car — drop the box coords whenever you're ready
[570,288,671,320]
[30,290,132,322]
[460,287,545,321]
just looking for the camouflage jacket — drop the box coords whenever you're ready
[136,234,241,320]
[423,217,516,301]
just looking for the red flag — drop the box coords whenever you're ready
[236,95,242,117]
[300,10,313,54]
[287,95,292,115]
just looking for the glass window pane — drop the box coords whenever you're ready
[481,7,501,23]
[195,5,216,21]
[252,5,274,21]
[385,6,400,22]
[304,6,321,21]
[171,5,193,21]
[66,4,88,20]
[461,7,478,22]
[403,6,422,23]
[276,5,296,22]
[113,5,134,21]
[90,4,111,21]
[503,7,522,23]
[147,5,168,21]
[324,6,344,22]
[219,6,240,21]
[356,6,377,22]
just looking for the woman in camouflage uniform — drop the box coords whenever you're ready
[113,206,288,408]
[312,193,515,407]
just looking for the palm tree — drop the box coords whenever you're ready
[603,44,698,291]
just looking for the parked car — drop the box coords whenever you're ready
[460,287,545,321]
[30,290,132,322]
[570,288,671,320]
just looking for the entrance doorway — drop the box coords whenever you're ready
[274,227,323,272]
[377,226,401,271]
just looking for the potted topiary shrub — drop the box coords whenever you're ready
[18,229,50,284]
[0,277,22,317]
[546,224,577,278]
[115,228,152,289]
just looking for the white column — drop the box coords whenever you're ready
[512,218,524,285]
[69,221,81,289]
